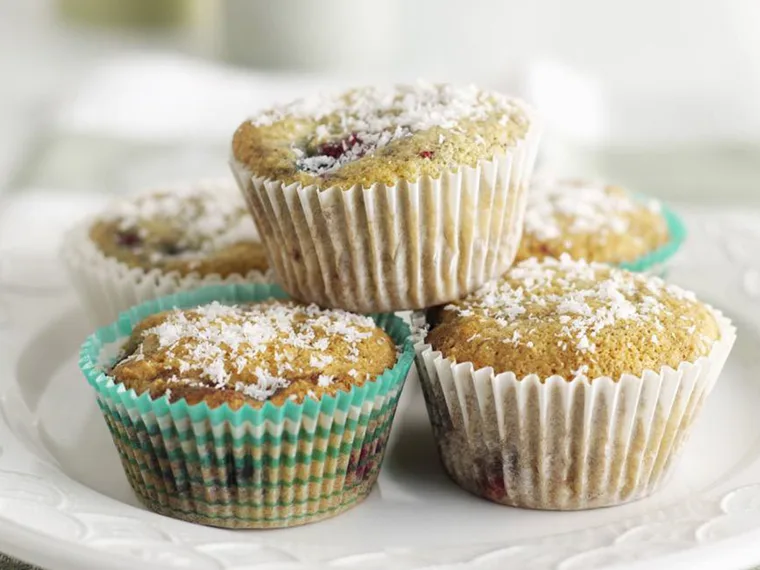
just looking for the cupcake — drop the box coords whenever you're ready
[416,255,735,510]
[231,82,541,313]
[80,283,415,529]
[62,180,271,326]
[516,177,686,274]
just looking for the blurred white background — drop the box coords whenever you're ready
[1,0,759,203]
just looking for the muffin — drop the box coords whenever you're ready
[517,177,686,274]
[230,82,541,313]
[416,255,735,510]
[80,283,415,529]
[61,180,271,326]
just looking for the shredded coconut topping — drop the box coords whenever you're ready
[119,301,380,402]
[524,178,661,242]
[101,181,259,261]
[444,255,713,356]
[251,82,521,176]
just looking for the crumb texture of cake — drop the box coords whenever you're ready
[233,82,531,189]
[88,183,268,276]
[428,255,720,381]
[516,178,669,264]
[111,300,397,408]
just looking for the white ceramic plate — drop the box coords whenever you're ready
[1,203,760,570]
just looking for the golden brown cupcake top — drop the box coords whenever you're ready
[89,182,268,277]
[233,83,531,190]
[516,178,669,264]
[428,256,720,381]
[111,300,397,408]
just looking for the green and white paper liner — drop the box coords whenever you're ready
[415,308,736,511]
[79,283,415,529]
[61,220,272,327]
[230,122,541,314]
[620,203,687,277]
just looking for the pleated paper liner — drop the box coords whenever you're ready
[620,202,687,276]
[61,220,273,327]
[79,283,415,529]
[415,308,736,511]
[230,118,542,314]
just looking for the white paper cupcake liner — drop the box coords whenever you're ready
[415,308,736,510]
[230,117,541,313]
[61,220,273,327]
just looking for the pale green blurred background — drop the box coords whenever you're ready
[1,0,759,205]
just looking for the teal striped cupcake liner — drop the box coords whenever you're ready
[79,283,415,529]
[619,202,686,276]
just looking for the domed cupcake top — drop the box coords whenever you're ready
[233,82,531,189]
[428,256,720,380]
[88,182,268,277]
[111,300,397,408]
[517,178,669,264]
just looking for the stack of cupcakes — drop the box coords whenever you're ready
[68,83,541,528]
[65,81,734,530]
